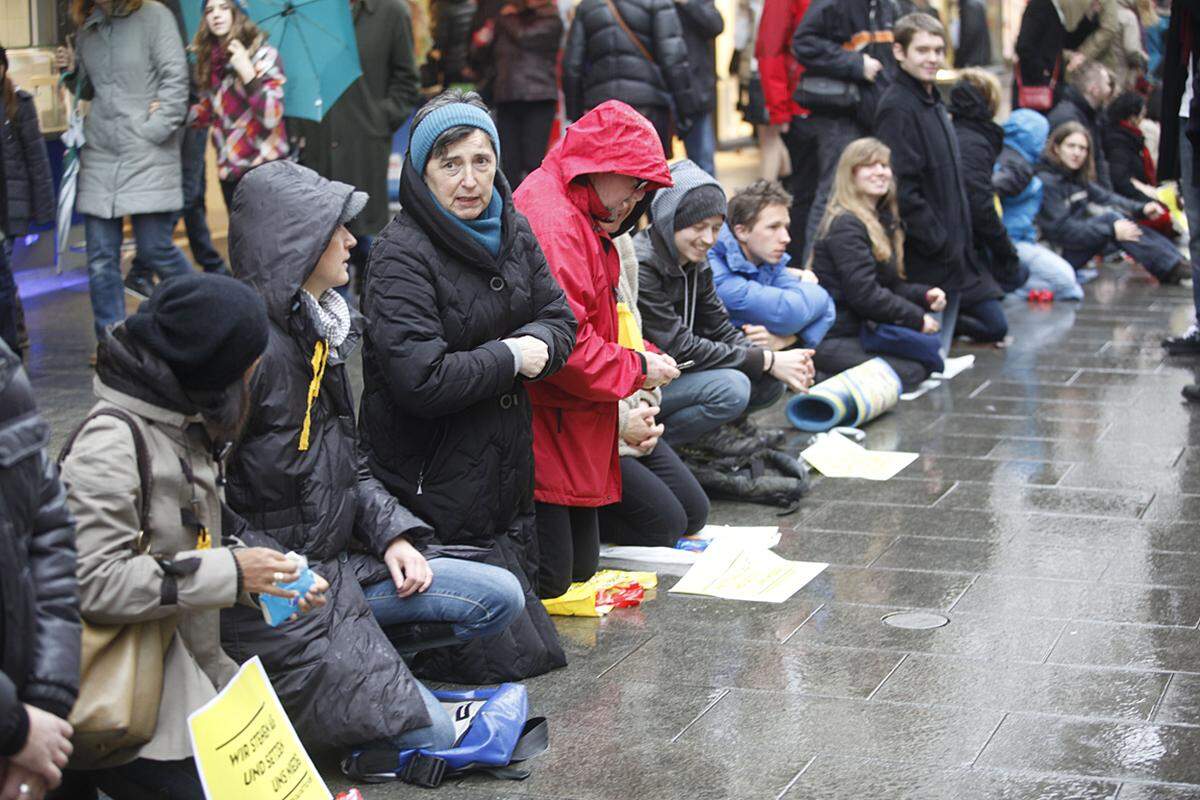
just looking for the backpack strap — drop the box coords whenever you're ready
[601,0,654,64]
[59,407,154,553]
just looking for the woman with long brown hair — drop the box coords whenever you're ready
[808,137,947,391]
[188,0,289,209]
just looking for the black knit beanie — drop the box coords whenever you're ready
[673,184,728,231]
[126,273,269,391]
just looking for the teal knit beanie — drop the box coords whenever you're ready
[409,103,502,174]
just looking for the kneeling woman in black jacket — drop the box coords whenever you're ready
[810,137,947,392]
[360,90,578,684]
[1039,122,1189,285]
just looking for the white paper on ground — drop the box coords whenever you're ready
[599,525,781,565]
[900,378,941,401]
[800,431,918,481]
[931,354,975,379]
[669,539,827,603]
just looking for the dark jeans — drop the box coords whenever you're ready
[658,368,785,445]
[682,111,717,177]
[130,127,226,278]
[1060,211,1184,279]
[1178,122,1200,317]
[60,757,205,800]
[220,177,240,212]
[784,116,820,260]
[598,440,710,547]
[0,241,19,357]
[814,334,930,392]
[956,297,1009,342]
[802,114,868,259]
[534,502,599,598]
[495,100,557,188]
[84,213,193,340]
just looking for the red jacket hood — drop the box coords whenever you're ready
[543,101,676,189]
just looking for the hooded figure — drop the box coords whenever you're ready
[360,96,577,684]
[220,161,435,751]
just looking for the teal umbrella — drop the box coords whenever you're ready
[185,0,362,122]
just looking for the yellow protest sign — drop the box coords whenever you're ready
[188,656,330,800]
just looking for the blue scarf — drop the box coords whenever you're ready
[438,191,502,257]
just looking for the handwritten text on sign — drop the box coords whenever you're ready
[188,656,330,800]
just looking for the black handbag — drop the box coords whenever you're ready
[738,73,770,126]
[795,75,861,112]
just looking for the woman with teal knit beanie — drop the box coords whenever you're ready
[358,89,578,683]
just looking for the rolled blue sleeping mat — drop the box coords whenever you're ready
[786,357,902,432]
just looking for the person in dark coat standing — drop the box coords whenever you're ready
[875,12,971,358]
[791,0,897,254]
[676,0,725,176]
[360,91,577,683]
[562,0,701,157]
[1013,0,1101,108]
[948,69,1022,343]
[952,0,991,67]
[289,0,421,291]
[429,0,478,85]
[1047,60,1116,187]
[222,159,526,756]
[0,339,79,800]
[485,0,563,186]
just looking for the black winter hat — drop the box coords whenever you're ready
[672,184,728,231]
[125,273,269,391]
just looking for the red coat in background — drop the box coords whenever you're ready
[514,101,673,508]
[755,0,811,124]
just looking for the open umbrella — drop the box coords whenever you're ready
[54,75,86,272]
[185,0,362,122]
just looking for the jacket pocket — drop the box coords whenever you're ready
[416,423,449,496]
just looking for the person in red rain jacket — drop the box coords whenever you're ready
[756,0,819,259]
[514,101,683,599]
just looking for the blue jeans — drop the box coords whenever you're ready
[659,368,785,445]
[682,113,717,177]
[362,555,525,654]
[1180,119,1200,316]
[955,297,1008,342]
[933,289,961,360]
[1015,240,1084,300]
[84,213,194,340]
[130,127,226,278]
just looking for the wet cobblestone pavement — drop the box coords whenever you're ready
[25,256,1200,799]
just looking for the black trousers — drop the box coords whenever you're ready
[534,502,600,599]
[54,759,205,800]
[495,100,558,188]
[598,440,710,548]
[784,116,820,261]
[956,298,1009,343]
[813,334,931,392]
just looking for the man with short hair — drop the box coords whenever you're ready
[875,12,971,358]
[708,179,836,350]
[1047,59,1116,187]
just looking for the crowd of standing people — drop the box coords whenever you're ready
[2,0,1200,795]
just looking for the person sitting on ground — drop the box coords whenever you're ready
[601,228,711,548]
[514,100,679,599]
[221,160,527,758]
[809,137,947,392]
[0,339,78,800]
[1047,59,1117,188]
[1103,90,1167,203]
[708,179,837,351]
[59,273,329,797]
[948,68,1023,344]
[359,89,577,682]
[994,110,1085,299]
[1038,121,1189,284]
[636,159,814,453]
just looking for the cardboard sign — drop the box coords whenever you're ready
[188,656,330,800]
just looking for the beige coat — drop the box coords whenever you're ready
[615,233,663,458]
[60,375,243,765]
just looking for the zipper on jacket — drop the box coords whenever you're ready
[416,424,448,496]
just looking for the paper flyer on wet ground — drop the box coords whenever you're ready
[599,525,782,565]
[800,431,918,481]
[900,355,976,400]
[668,539,827,603]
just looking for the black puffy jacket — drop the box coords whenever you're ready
[360,152,576,683]
[1103,119,1151,200]
[791,0,896,127]
[2,92,54,238]
[491,3,564,104]
[810,211,932,340]
[677,0,725,113]
[562,0,701,123]
[875,69,973,290]
[1036,161,1144,253]
[221,161,432,751]
[433,0,478,83]
[0,340,79,757]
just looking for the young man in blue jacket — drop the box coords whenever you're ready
[708,179,836,350]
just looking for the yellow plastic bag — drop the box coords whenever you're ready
[541,569,658,617]
[1158,183,1190,237]
[616,302,645,352]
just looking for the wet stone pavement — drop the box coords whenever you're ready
[24,257,1200,799]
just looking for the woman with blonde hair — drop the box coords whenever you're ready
[188,0,289,209]
[808,137,947,390]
